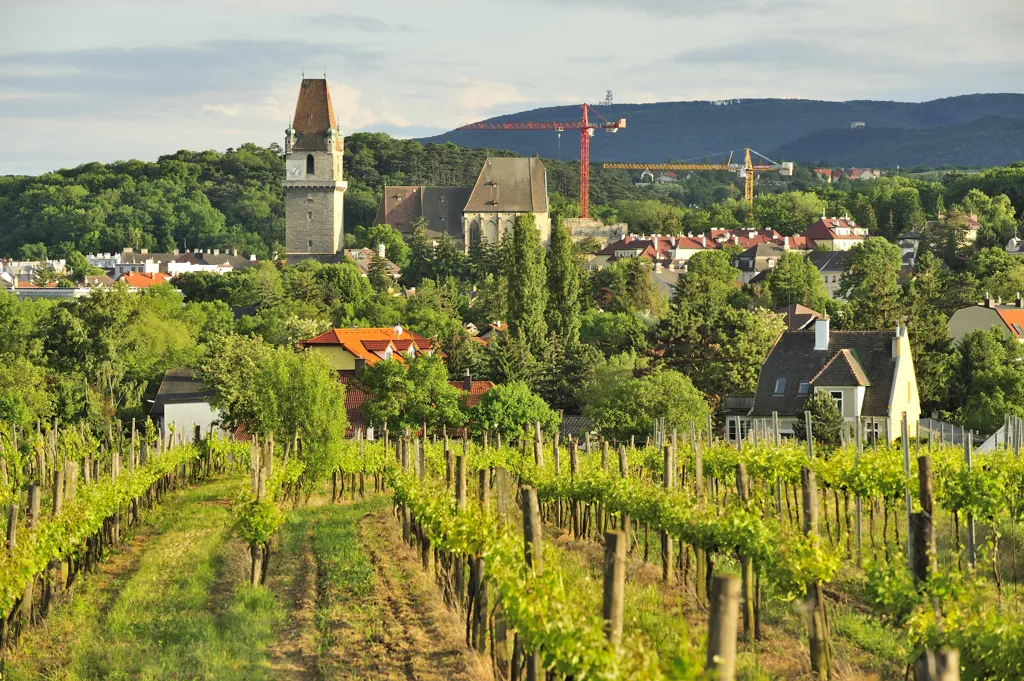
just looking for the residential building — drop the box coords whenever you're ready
[284,78,348,262]
[802,216,868,251]
[807,251,849,298]
[920,213,981,248]
[813,168,834,183]
[734,243,785,284]
[343,247,400,279]
[564,218,627,246]
[948,297,1024,344]
[118,271,173,289]
[655,171,678,184]
[847,168,879,181]
[0,280,96,299]
[897,230,922,260]
[778,303,823,331]
[373,185,472,243]
[110,248,254,277]
[463,157,551,251]
[150,369,229,442]
[746,319,920,442]
[296,325,435,376]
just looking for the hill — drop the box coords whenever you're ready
[770,116,1024,167]
[419,94,1024,167]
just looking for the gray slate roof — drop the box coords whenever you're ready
[807,251,849,273]
[151,369,211,416]
[750,330,898,417]
[465,158,548,213]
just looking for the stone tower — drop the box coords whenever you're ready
[284,78,347,261]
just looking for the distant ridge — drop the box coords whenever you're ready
[420,94,1024,168]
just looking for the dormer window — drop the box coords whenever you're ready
[384,346,393,360]
[799,382,809,395]
[774,378,786,395]
[306,154,315,175]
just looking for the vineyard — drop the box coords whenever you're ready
[2,418,1024,680]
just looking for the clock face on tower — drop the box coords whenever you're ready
[286,160,304,179]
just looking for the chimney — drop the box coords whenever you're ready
[232,248,238,257]
[249,254,257,262]
[377,242,386,258]
[213,248,220,256]
[893,325,906,357]
[700,235,707,247]
[140,248,148,255]
[654,261,663,273]
[463,370,472,393]
[814,317,830,351]
[1017,294,1023,309]
[984,292,994,308]
[784,236,789,249]
[124,247,133,254]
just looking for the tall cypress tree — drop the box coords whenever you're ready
[545,216,581,346]
[505,214,548,356]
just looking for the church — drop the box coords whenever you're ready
[284,77,551,260]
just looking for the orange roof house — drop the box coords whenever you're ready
[118,271,173,288]
[297,325,435,375]
[948,297,1024,344]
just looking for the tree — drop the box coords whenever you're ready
[792,390,846,448]
[65,250,103,280]
[545,216,581,346]
[903,251,954,411]
[579,309,649,357]
[480,329,540,387]
[950,329,1024,433]
[838,237,903,330]
[403,220,434,287]
[352,224,411,269]
[368,252,392,292]
[505,214,548,356]
[592,257,667,317]
[584,363,709,442]
[353,358,410,431]
[405,354,467,431]
[471,380,558,439]
[962,189,1017,248]
[763,251,830,313]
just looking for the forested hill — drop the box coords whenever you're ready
[420,94,1024,167]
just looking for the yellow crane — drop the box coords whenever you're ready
[602,148,794,203]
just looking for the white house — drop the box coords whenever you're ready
[151,369,229,442]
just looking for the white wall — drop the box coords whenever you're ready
[161,401,228,442]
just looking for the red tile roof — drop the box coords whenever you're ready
[297,327,434,365]
[119,271,172,288]
[449,380,496,408]
[996,309,1024,339]
[292,78,341,151]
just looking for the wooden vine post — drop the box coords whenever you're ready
[964,432,976,569]
[521,486,545,681]
[706,574,741,681]
[44,465,65,616]
[454,452,467,608]
[910,455,936,585]
[602,530,626,645]
[735,463,755,640]
[569,439,580,537]
[902,413,913,558]
[22,484,40,624]
[695,430,707,604]
[854,416,864,566]
[802,467,832,679]
[914,649,960,681]
[533,421,544,468]
[618,444,630,545]
[662,444,674,583]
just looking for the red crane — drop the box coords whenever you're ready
[456,104,626,219]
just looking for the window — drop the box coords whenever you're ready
[799,381,810,395]
[307,240,313,251]
[306,154,315,175]
[306,197,313,204]
[440,196,447,204]
[307,211,313,220]
[1014,323,1024,335]
[440,216,447,223]
[728,418,750,442]
[774,378,786,395]
[829,390,844,415]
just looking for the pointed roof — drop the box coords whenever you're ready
[292,78,341,151]
[810,349,872,387]
[465,158,547,213]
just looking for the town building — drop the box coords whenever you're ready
[117,271,173,289]
[746,319,920,442]
[948,297,1024,344]
[463,157,551,251]
[151,369,229,442]
[807,251,849,298]
[802,216,868,251]
[284,78,348,262]
[343,247,400,280]
[374,186,472,243]
[296,325,435,377]
[734,243,785,284]
[777,303,823,331]
[107,248,255,277]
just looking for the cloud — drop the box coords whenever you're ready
[306,13,412,32]
[453,76,525,111]
[526,0,833,16]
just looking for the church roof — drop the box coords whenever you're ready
[465,158,548,213]
[292,79,341,151]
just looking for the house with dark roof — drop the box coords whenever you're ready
[948,296,1024,344]
[373,186,473,244]
[734,243,785,284]
[463,157,551,252]
[151,369,229,442]
[745,319,920,442]
[777,303,823,331]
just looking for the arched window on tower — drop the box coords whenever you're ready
[306,154,315,175]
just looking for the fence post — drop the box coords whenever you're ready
[706,574,741,681]
[805,411,814,459]
[495,467,509,526]
[902,413,912,559]
[454,453,468,608]
[618,445,630,546]
[855,416,863,566]
[22,484,40,623]
[533,421,544,468]
[736,463,755,640]
[603,530,627,645]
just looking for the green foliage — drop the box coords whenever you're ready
[505,214,548,357]
[950,329,1024,432]
[838,237,903,329]
[763,250,830,313]
[544,216,581,346]
[470,380,558,438]
[579,309,649,357]
[792,390,846,447]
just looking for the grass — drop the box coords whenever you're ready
[4,478,283,681]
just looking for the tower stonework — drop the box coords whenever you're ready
[284,79,347,261]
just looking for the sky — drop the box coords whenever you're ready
[1,0,1022,175]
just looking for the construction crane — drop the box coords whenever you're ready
[603,148,793,203]
[456,104,626,219]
